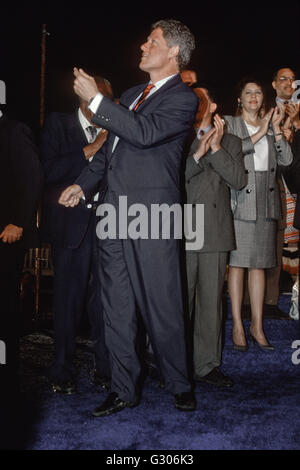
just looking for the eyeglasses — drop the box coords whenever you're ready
[279,76,295,83]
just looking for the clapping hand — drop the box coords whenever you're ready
[258,107,274,135]
[193,128,216,161]
[209,114,225,153]
[272,104,285,133]
[74,68,99,102]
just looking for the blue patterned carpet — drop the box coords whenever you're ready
[1,295,300,450]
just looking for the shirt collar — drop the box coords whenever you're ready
[276,96,291,104]
[78,107,93,131]
[150,73,178,91]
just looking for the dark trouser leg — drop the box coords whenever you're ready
[0,244,25,397]
[49,239,92,382]
[98,238,140,403]
[88,223,110,378]
[188,251,227,377]
[123,238,191,395]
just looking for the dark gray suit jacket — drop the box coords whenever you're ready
[76,75,198,209]
[185,133,246,252]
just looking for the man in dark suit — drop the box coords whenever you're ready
[0,111,43,399]
[257,67,297,317]
[185,88,246,387]
[40,76,113,393]
[59,19,198,415]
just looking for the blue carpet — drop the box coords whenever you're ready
[2,295,300,450]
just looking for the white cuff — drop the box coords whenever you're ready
[88,92,104,114]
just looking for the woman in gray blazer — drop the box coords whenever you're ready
[224,78,293,351]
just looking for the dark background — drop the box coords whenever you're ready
[1,1,300,136]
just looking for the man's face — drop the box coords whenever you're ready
[139,27,177,74]
[272,68,295,100]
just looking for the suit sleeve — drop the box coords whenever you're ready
[275,136,293,166]
[10,123,43,229]
[204,135,246,190]
[224,116,254,156]
[91,89,198,149]
[75,141,108,200]
[185,138,203,180]
[40,113,88,184]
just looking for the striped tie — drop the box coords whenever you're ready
[133,83,155,111]
[87,125,97,142]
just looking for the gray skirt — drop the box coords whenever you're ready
[229,171,277,269]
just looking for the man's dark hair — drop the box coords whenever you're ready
[151,19,195,72]
[272,67,295,81]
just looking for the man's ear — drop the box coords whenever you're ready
[210,103,217,114]
[168,45,179,60]
[272,81,276,91]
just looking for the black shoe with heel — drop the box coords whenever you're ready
[248,328,275,351]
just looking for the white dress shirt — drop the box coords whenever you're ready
[78,108,101,203]
[245,121,269,171]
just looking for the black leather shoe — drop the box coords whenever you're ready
[51,380,76,395]
[174,392,196,411]
[195,368,234,388]
[92,392,139,417]
[93,371,111,391]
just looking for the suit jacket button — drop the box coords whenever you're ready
[187,180,190,184]
[213,203,217,208]
[246,189,252,194]
[270,187,274,192]
[245,169,249,174]
[109,165,113,170]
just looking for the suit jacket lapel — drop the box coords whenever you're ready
[106,75,181,159]
[136,74,181,113]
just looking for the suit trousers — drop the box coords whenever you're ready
[49,215,109,382]
[98,235,191,402]
[0,243,26,396]
[186,250,228,377]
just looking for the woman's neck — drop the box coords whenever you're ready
[242,110,260,126]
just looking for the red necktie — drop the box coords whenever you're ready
[133,83,155,111]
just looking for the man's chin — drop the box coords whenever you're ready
[139,61,149,72]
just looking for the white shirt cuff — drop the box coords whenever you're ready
[88,92,104,114]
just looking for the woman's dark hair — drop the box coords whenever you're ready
[234,77,266,117]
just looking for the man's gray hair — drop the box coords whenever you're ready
[151,19,195,71]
